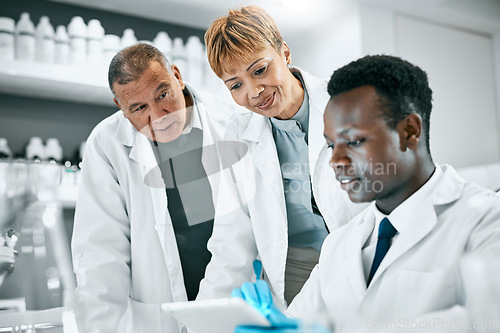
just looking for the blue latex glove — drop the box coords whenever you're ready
[232,280,297,327]
[253,259,263,280]
[235,324,330,333]
[232,280,331,333]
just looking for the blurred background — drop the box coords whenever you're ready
[0,0,499,329]
[0,0,499,169]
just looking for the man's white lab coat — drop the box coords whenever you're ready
[286,165,500,332]
[71,85,244,333]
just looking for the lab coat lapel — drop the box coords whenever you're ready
[197,102,222,208]
[367,201,438,288]
[115,114,172,270]
[242,112,286,220]
[290,67,329,176]
[114,112,162,184]
[304,75,327,177]
[345,209,376,300]
[129,131,164,187]
[366,165,464,288]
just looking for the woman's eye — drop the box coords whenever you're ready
[135,105,145,112]
[158,92,167,99]
[230,82,242,91]
[254,66,266,75]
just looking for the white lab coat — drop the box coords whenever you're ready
[286,165,500,332]
[198,68,367,307]
[71,84,245,333]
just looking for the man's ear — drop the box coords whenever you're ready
[171,64,185,90]
[398,113,422,151]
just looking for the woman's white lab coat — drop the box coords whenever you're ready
[197,68,367,307]
[71,85,243,333]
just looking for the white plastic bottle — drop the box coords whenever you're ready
[35,16,55,64]
[186,36,203,87]
[55,25,70,65]
[121,28,137,49]
[172,37,187,77]
[0,138,12,158]
[0,17,15,61]
[68,16,87,66]
[45,138,63,162]
[15,12,36,62]
[87,19,104,67]
[26,137,45,160]
[102,34,121,67]
[153,31,172,62]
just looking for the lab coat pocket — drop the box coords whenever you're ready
[129,298,182,333]
[394,268,457,319]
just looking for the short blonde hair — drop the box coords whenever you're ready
[205,5,283,78]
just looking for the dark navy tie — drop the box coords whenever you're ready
[367,218,397,286]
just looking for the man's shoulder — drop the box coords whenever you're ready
[87,110,127,142]
[457,180,500,213]
[438,164,500,211]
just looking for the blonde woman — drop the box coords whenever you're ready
[198,6,366,307]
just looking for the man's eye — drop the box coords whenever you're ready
[347,139,365,147]
[230,82,242,91]
[158,92,167,99]
[327,143,335,149]
[135,105,145,112]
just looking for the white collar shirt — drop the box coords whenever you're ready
[361,164,443,283]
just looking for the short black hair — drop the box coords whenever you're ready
[327,55,433,153]
[108,43,169,95]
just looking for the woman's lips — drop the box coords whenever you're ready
[255,92,275,110]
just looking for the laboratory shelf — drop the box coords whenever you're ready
[0,60,114,106]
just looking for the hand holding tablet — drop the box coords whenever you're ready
[161,297,271,333]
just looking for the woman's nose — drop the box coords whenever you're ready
[248,83,264,99]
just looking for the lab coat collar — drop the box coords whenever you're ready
[241,111,269,143]
[238,112,286,220]
[431,164,465,205]
[366,164,465,289]
[342,164,466,296]
[290,67,328,176]
[113,113,161,182]
[115,110,136,148]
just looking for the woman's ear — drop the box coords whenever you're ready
[282,42,292,66]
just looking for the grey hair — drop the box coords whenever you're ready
[108,43,170,94]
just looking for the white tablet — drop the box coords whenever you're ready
[161,298,271,333]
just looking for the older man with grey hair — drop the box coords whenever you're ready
[71,43,246,333]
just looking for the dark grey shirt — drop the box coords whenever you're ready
[152,98,214,300]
